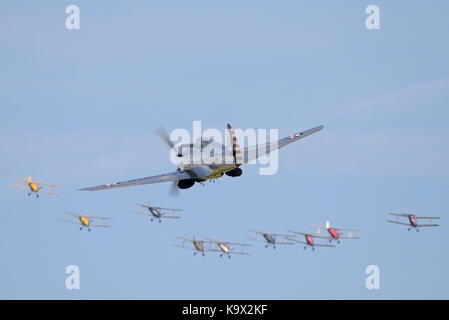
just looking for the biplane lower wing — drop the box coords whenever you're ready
[8,182,27,190]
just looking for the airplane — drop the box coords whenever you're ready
[78,123,323,194]
[9,176,61,198]
[202,237,252,259]
[174,236,210,256]
[387,211,441,232]
[131,201,183,223]
[311,220,361,244]
[247,229,294,249]
[60,211,112,232]
[286,230,336,251]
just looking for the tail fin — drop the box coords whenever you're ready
[325,220,330,230]
[27,176,32,184]
[226,124,243,165]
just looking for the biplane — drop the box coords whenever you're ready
[247,229,293,249]
[131,202,183,223]
[175,236,252,258]
[387,211,441,231]
[202,237,252,258]
[9,176,61,198]
[174,236,209,256]
[79,123,323,195]
[60,211,112,232]
[311,220,361,244]
[286,230,335,251]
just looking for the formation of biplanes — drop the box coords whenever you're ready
[9,123,442,257]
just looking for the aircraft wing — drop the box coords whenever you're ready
[416,223,440,227]
[333,227,361,232]
[287,237,308,245]
[8,182,27,190]
[78,170,195,191]
[228,251,251,256]
[387,220,412,226]
[389,212,413,217]
[160,215,181,219]
[274,241,294,245]
[415,216,441,220]
[174,244,196,251]
[154,207,183,212]
[38,182,62,188]
[90,216,112,220]
[313,243,336,248]
[38,190,59,195]
[309,232,333,240]
[243,125,323,163]
[338,235,360,239]
[60,218,80,225]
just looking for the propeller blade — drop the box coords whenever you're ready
[169,181,179,197]
[156,127,175,149]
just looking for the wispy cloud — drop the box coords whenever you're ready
[326,76,449,117]
[282,129,449,177]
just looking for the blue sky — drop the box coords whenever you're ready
[0,1,448,299]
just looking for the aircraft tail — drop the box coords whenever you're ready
[226,124,243,165]
[325,220,330,230]
[27,176,31,184]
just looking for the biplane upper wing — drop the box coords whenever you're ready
[292,230,333,240]
[415,216,441,220]
[333,227,361,232]
[387,220,411,226]
[389,212,410,217]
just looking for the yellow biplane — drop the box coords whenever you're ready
[9,176,61,198]
[60,211,112,232]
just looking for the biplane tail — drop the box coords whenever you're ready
[28,176,32,184]
[325,220,330,230]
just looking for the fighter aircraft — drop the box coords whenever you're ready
[131,202,183,223]
[78,123,323,194]
[387,211,441,232]
[311,221,361,244]
[286,230,336,251]
[60,211,112,232]
[9,176,61,198]
[247,229,294,249]
[202,237,252,259]
[174,236,209,256]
